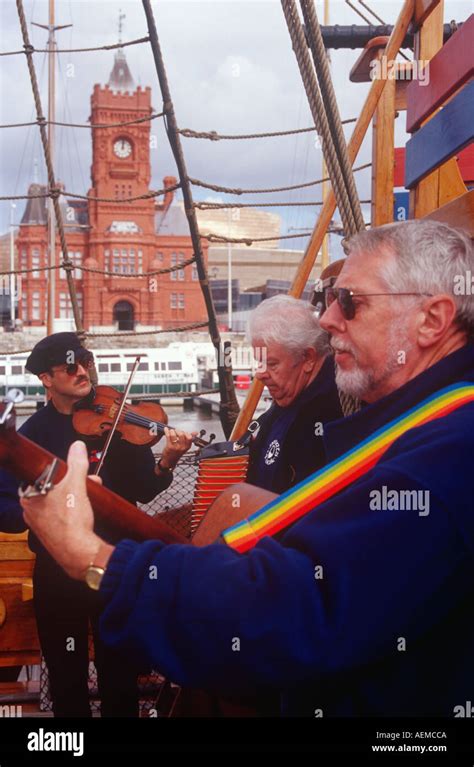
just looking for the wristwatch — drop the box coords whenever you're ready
[84,544,111,591]
[157,457,174,474]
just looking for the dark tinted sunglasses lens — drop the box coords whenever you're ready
[339,289,355,320]
[66,363,79,376]
[76,352,94,371]
[325,287,337,310]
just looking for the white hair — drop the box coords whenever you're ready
[247,294,330,358]
[345,220,474,339]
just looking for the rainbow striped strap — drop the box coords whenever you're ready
[222,382,474,553]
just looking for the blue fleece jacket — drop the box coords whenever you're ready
[97,345,473,715]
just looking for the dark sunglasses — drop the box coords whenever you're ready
[325,287,433,321]
[52,352,94,376]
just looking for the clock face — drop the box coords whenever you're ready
[113,138,132,159]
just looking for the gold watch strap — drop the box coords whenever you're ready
[90,542,114,571]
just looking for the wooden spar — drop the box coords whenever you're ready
[350,41,410,227]
[423,189,474,236]
[409,1,445,217]
[230,0,416,440]
[371,60,396,227]
[415,0,443,25]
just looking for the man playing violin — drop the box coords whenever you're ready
[0,331,194,718]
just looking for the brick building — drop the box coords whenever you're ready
[16,47,207,331]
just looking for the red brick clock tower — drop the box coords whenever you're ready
[17,46,207,331]
[83,49,163,329]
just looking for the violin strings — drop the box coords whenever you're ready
[125,413,166,431]
[123,410,166,432]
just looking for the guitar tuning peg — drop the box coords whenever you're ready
[199,429,206,437]
[209,433,216,443]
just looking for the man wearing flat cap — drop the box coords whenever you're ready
[0,332,193,717]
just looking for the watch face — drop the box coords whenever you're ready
[85,566,104,591]
[113,138,132,159]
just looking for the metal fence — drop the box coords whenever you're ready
[139,451,200,540]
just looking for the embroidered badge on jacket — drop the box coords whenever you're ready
[264,439,281,465]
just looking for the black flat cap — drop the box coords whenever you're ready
[26,332,88,375]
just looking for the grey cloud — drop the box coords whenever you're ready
[0,0,470,244]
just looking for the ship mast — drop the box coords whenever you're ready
[33,0,71,335]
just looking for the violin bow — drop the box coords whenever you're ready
[93,355,141,476]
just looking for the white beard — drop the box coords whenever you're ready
[335,365,372,399]
[335,320,414,400]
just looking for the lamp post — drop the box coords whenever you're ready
[227,207,232,331]
[10,203,16,328]
[33,0,72,334]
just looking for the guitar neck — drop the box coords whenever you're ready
[0,428,186,545]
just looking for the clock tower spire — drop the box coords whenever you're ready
[107,9,135,94]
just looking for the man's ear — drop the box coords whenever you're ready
[303,347,319,371]
[38,372,52,390]
[417,295,458,348]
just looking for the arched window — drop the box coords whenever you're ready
[113,300,134,330]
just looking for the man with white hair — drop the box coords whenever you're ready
[246,295,343,493]
[19,220,474,718]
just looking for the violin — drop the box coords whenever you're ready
[72,385,213,449]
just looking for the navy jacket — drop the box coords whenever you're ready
[54,347,474,715]
[246,355,343,493]
[0,400,171,550]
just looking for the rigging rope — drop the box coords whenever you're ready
[85,321,209,338]
[345,0,410,61]
[0,255,196,278]
[281,0,357,234]
[0,112,164,130]
[0,36,150,56]
[300,0,365,231]
[0,183,180,203]
[195,199,370,210]
[189,163,370,196]
[202,231,314,245]
[178,118,357,141]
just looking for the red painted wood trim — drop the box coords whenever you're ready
[394,147,406,188]
[458,145,474,185]
[406,13,474,133]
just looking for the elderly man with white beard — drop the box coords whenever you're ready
[20,219,474,718]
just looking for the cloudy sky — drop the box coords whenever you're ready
[0,0,470,255]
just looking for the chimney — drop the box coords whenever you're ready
[161,175,177,212]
